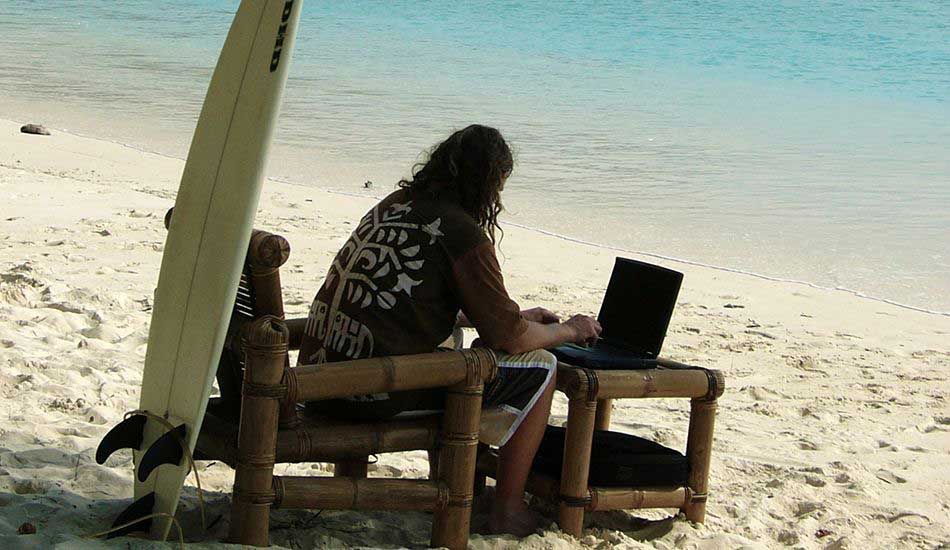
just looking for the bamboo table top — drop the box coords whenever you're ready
[555,359,724,402]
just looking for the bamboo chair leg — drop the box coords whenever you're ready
[558,397,597,537]
[682,397,717,523]
[472,443,489,496]
[431,379,483,549]
[594,398,612,431]
[427,449,440,481]
[334,458,369,478]
[228,317,288,546]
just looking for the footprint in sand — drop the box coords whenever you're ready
[9,448,77,468]
[875,469,907,484]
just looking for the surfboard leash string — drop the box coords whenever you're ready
[124,409,207,532]
[85,513,185,549]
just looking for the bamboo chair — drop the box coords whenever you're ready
[477,360,724,536]
[162,210,498,549]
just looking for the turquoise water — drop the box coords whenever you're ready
[1,1,948,312]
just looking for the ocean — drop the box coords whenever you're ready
[1,1,947,313]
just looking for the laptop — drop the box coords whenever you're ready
[550,258,682,369]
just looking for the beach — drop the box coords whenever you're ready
[0,118,947,549]
[3,1,950,314]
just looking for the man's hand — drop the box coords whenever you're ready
[521,307,560,324]
[562,314,602,347]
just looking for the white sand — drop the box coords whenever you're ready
[0,117,948,549]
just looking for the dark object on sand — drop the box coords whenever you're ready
[17,522,36,535]
[363,180,373,188]
[532,425,690,487]
[95,413,146,464]
[20,124,51,136]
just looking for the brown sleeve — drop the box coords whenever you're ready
[451,242,528,350]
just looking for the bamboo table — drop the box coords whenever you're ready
[480,358,724,537]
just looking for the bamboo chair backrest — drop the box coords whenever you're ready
[163,208,290,417]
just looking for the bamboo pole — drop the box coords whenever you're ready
[428,449,440,481]
[558,397,597,537]
[285,317,307,351]
[334,458,369,478]
[228,316,288,546]
[195,411,239,466]
[430,361,486,550]
[590,486,688,512]
[682,397,718,523]
[275,414,440,462]
[594,399,612,430]
[293,349,495,402]
[595,369,712,399]
[273,476,446,511]
[278,363,300,430]
[247,229,290,271]
[472,443,489,495]
[197,405,441,465]
[556,363,598,400]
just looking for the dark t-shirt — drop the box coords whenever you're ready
[299,189,527,374]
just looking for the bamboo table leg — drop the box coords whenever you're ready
[558,397,597,537]
[594,398,612,431]
[334,457,369,478]
[682,397,717,522]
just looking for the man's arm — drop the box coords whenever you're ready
[497,314,601,355]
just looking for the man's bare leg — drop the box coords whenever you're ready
[489,377,556,535]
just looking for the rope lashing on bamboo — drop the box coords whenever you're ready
[700,369,725,401]
[242,379,288,399]
[85,512,185,548]
[123,409,207,531]
[558,494,592,508]
[236,452,278,469]
[583,368,600,401]
[232,487,277,505]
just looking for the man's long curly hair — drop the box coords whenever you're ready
[399,125,513,244]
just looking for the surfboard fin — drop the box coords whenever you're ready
[137,423,188,482]
[95,414,147,465]
[108,491,156,538]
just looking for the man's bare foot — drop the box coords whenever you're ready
[488,499,543,537]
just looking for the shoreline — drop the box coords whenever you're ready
[8,115,947,319]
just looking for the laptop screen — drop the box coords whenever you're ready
[597,258,683,356]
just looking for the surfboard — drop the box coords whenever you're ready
[97,0,303,540]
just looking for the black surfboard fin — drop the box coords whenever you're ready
[137,423,187,482]
[107,491,156,538]
[95,414,147,465]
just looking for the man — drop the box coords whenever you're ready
[299,124,601,535]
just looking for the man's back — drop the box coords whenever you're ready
[298,188,525,367]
